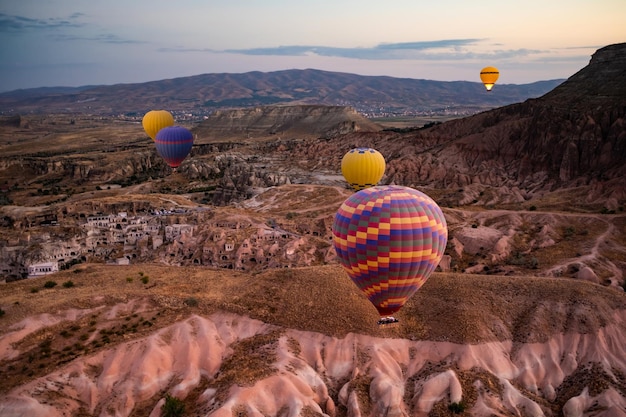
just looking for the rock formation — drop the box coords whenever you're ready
[1,264,625,416]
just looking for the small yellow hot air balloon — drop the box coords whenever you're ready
[480,66,499,91]
[142,110,175,140]
[341,148,386,191]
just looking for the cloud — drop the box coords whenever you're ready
[0,12,143,45]
[157,47,217,53]
[375,39,482,50]
[54,33,146,45]
[0,13,84,32]
[195,39,545,61]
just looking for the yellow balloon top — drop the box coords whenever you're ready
[341,148,386,191]
[142,110,175,140]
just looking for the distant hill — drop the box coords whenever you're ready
[0,68,563,116]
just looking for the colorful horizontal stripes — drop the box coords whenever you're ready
[332,185,448,317]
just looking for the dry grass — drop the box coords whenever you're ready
[2,262,625,347]
[0,115,147,156]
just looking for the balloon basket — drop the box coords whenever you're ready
[377,316,399,326]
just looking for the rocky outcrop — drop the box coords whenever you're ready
[193,105,381,141]
[3,151,167,184]
[379,43,626,200]
[1,309,625,417]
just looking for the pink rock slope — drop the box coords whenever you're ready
[1,308,626,417]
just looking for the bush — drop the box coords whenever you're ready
[162,394,185,417]
[0,308,5,318]
[63,280,75,288]
[43,280,57,289]
[184,297,198,307]
[141,276,149,284]
[448,401,466,413]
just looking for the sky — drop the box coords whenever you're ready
[0,0,625,92]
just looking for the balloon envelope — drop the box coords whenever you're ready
[142,110,175,140]
[341,148,386,191]
[332,185,448,318]
[154,126,194,169]
[480,66,499,91]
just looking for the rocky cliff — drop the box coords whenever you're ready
[193,104,381,140]
[308,43,626,208]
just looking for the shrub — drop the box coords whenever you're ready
[564,226,576,239]
[162,394,185,417]
[141,276,149,284]
[30,287,39,293]
[62,280,75,288]
[0,308,5,317]
[184,297,198,307]
[448,401,466,413]
[43,281,57,289]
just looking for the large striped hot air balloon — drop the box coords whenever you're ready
[142,110,175,140]
[154,126,194,169]
[332,185,448,324]
[341,148,386,191]
[479,66,500,91]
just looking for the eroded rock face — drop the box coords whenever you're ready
[194,105,381,140]
[1,310,626,417]
[367,44,626,207]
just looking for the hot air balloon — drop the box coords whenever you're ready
[341,148,386,191]
[480,66,499,91]
[154,126,194,169]
[332,185,448,324]
[142,110,175,140]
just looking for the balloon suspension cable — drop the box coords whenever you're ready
[377,316,399,326]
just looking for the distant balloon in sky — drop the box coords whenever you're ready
[480,66,500,91]
[154,126,194,169]
[332,185,448,324]
[142,110,175,140]
[341,148,386,191]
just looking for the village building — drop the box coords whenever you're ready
[28,261,59,277]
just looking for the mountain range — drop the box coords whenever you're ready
[0,68,563,117]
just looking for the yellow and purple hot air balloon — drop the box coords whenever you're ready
[154,126,194,169]
[332,185,448,324]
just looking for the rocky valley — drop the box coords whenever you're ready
[0,43,625,416]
